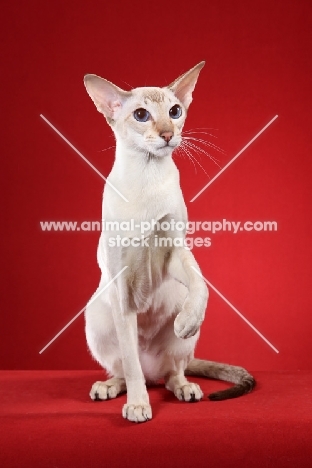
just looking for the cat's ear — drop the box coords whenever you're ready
[84,74,130,120]
[168,61,205,109]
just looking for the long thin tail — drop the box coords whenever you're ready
[185,358,256,400]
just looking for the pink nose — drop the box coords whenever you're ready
[160,131,173,143]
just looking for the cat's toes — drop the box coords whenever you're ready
[175,383,203,402]
[174,312,201,339]
[90,381,119,401]
[122,403,152,423]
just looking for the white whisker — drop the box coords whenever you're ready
[177,145,198,174]
[99,145,116,153]
[183,127,219,137]
[183,136,225,154]
[182,140,221,168]
[179,142,210,177]
[183,131,217,138]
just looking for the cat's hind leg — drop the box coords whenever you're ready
[146,303,203,403]
[90,377,126,401]
[165,372,203,402]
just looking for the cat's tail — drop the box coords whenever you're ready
[185,358,256,400]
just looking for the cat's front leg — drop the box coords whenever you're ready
[168,248,208,339]
[109,284,152,423]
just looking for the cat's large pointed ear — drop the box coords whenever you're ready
[84,74,131,120]
[168,61,205,109]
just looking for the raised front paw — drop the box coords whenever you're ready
[174,310,202,339]
[174,295,205,339]
[122,403,152,423]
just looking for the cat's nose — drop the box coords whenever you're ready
[160,131,173,143]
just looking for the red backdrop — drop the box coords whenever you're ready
[1,0,311,371]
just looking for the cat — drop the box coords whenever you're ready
[83,62,255,423]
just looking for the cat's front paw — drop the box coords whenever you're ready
[122,403,152,423]
[174,310,202,339]
[174,295,205,339]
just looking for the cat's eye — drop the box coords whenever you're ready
[133,108,150,122]
[169,104,182,119]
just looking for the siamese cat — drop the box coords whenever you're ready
[84,62,255,423]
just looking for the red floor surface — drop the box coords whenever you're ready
[1,371,311,467]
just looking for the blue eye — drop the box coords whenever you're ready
[169,104,182,119]
[133,108,150,122]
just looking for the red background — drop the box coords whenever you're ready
[1,0,311,371]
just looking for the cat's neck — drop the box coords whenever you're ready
[111,139,179,188]
[103,139,186,222]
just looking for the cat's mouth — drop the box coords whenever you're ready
[159,138,180,150]
[154,142,178,157]
[161,142,175,148]
[142,137,180,158]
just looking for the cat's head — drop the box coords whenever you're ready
[84,62,205,158]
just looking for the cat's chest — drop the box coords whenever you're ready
[102,196,187,239]
[103,174,187,225]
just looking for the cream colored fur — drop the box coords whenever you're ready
[83,62,254,423]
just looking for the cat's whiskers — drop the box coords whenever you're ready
[183,135,225,155]
[176,144,199,175]
[177,142,210,177]
[99,145,116,153]
[180,128,225,171]
[181,138,221,169]
[183,127,218,138]
[190,143,220,168]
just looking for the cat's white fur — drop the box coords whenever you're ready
[84,62,254,423]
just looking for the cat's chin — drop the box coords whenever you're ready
[148,145,176,159]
